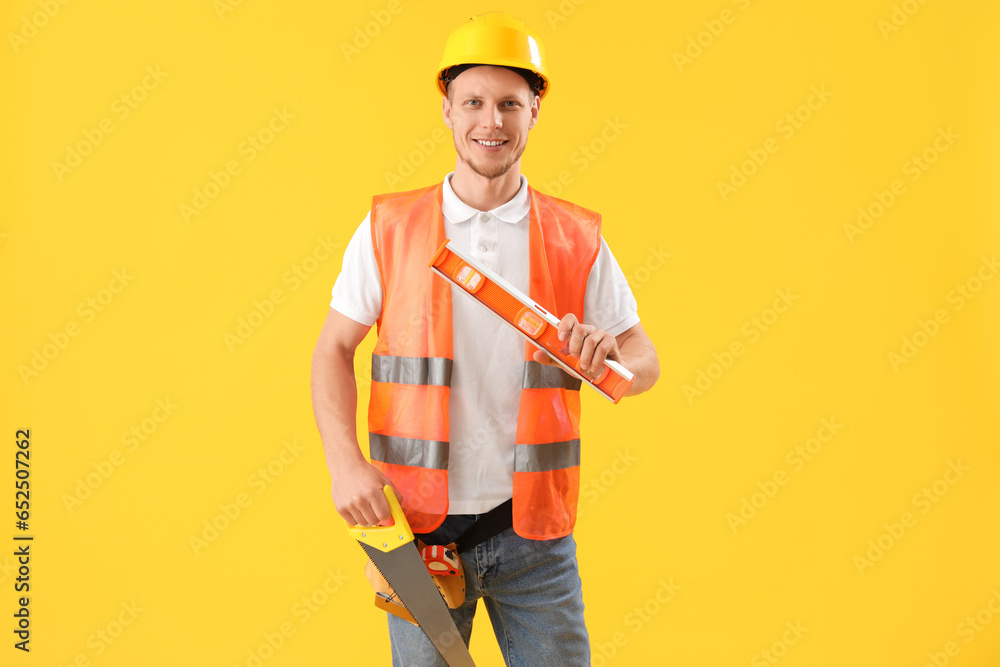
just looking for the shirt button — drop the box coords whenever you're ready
[479,212,489,223]
[478,243,488,252]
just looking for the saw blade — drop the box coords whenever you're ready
[360,541,475,667]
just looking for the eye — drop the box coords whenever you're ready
[466,99,480,106]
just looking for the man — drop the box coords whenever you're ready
[311,11,659,665]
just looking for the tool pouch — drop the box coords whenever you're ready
[365,540,466,626]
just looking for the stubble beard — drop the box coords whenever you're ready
[457,138,526,180]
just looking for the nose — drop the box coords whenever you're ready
[481,105,503,130]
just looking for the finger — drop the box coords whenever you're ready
[374,480,407,524]
[532,348,555,365]
[568,322,592,359]
[340,486,394,527]
[557,313,579,343]
[589,333,614,364]
[387,483,404,505]
[587,336,616,375]
[372,491,396,524]
[343,489,381,526]
[373,507,393,525]
[578,331,600,371]
[356,481,396,523]
[344,501,373,527]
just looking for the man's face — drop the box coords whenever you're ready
[443,66,539,180]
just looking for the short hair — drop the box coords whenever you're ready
[441,64,543,100]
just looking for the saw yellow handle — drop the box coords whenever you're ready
[347,485,414,553]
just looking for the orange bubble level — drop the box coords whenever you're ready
[430,240,634,403]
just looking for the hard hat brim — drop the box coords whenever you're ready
[436,62,549,99]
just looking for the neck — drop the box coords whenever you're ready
[449,160,523,211]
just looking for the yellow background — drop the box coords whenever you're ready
[2,0,999,665]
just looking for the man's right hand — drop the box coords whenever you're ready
[330,455,402,527]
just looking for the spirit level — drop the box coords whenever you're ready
[430,241,634,403]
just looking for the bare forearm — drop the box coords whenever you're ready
[620,331,659,397]
[311,347,367,473]
[311,308,397,525]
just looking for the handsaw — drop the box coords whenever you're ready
[430,240,635,403]
[348,486,475,666]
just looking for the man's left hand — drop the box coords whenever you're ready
[531,313,620,379]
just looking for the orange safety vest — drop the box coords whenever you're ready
[368,182,601,540]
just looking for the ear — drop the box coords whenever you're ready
[528,94,540,130]
[442,96,453,130]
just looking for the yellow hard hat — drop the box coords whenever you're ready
[436,11,550,99]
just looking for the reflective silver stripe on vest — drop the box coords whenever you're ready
[372,354,453,386]
[514,439,581,473]
[370,433,449,470]
[522,360,581,391]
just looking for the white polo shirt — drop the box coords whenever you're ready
[331,173,639,514]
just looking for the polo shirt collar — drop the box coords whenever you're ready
[442,172,530,224]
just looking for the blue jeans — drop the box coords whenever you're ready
[387,513,589,666]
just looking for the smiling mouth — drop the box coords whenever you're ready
[475,139,507,147]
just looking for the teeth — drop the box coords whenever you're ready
[477,140,504,146]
